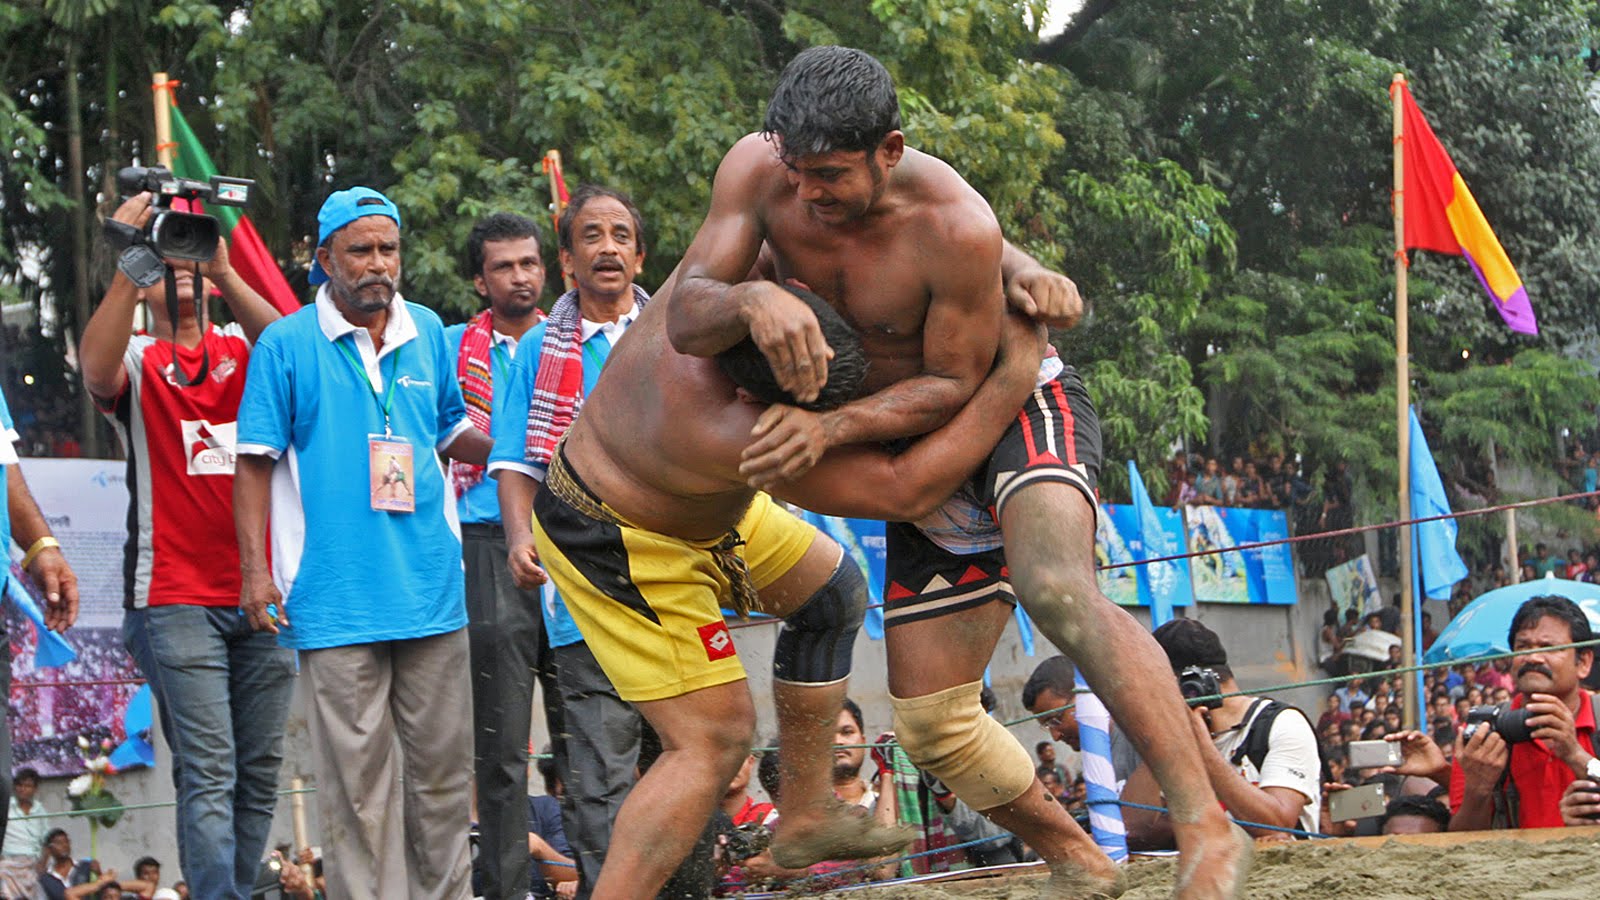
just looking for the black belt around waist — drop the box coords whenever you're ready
[460,522,507,538]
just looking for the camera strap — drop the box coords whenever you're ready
[164,262,211,387]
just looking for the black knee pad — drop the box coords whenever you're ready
[772,556,866,685]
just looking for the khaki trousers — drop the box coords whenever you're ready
[302,628,473,900]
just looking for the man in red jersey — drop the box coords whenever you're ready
[79,191,293,900]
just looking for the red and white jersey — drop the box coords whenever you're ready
[102,324,251,609]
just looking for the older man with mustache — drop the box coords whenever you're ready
[234,187,494,899]
[1377,594,1599,830]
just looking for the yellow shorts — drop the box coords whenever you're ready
[531,468,818,703]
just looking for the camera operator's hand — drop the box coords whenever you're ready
[1456,720,1510,791]
[1559,779,1600,826]
[196,233,233,281]
[1524,692,1588,771]
[241,567,285,634]
[1380,730,1450,785]
[111,192,155,231]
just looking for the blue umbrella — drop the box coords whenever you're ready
[1423,577,1600,665]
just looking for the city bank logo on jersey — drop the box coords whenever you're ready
[181,419,238,476]
[396,375,433,389]
[697,620,737,662]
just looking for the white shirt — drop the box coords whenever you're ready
[1210,701,1321,836]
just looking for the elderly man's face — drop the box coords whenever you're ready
[560,197,644,302]
[320,216,401,314]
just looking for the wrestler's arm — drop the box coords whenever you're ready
[769,315,1043,522]
[1001,240,1084,330]
[667,135,836,404]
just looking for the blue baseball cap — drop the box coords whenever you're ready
[308,187,403,285]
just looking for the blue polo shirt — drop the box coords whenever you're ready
[0,388,16,549]
[443,322,520,526]
[487,307,637,648]
[237,289,472,650]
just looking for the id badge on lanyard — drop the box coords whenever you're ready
[337,336,416,514]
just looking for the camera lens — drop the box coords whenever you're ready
[1496,707,1535,744]
[150,211,219,262]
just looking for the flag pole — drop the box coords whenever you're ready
[152,72,176,169]
[543,149,574,292]
[1393,73,1418,731]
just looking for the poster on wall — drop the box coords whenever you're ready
[1325,554,1382,624]
[1186,505,1251,603]
[1097,504,1194,609]
[7,459,143,778]
[1235,507,1299,605]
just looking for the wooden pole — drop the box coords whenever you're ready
[152,72,175,169]
[1393,73,1418,731]
[290,776,313,882]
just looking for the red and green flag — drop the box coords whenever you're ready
[167,102,300,315]
[1396,82,1537,335]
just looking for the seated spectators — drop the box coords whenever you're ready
[528,753,577,899]
[40,829,117,900]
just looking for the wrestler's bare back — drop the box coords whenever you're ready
[560,299,767,542]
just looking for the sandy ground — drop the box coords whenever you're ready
[810,833,1600,900]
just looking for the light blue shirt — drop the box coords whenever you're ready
[237,288,473,650]
[444,322,520,525]
[0,388,15,550]
[487,306,637,648]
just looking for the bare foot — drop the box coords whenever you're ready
[1042,860,1127,898]
[768,803,916,869]
[1172,822,1253,900]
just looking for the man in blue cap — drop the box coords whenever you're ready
[234,186,493,899]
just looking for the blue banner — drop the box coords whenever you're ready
[1097,504,1194,610]
[1237,508,1299,606]
[1186,506,1251,604]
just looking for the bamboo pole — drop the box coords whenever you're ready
[152,72,175,169]
[1393,73,1418,731]
[290,776,313,883]
[544,149,574,292]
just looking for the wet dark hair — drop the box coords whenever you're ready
[1022,655,1076,709]
[44,827,67,846]
[466,212,542,277]
[717,285,867,412]
[557,183,646,257]
[1508,594,1594,654]
[1152,618,1232,679]
[763,46,901,162]
[12,767,38,787]
[133,857,159,875]
[1379,794,1450,831]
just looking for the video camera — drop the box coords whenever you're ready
[106,165,254,262]
[1178,666,1224,710]
[1461,705,1535,744]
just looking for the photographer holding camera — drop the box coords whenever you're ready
[1119,619,1320,847]
[1450,595,1598,830]
[80,182,291,900]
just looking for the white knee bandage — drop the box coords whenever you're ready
[890,679,1035,811]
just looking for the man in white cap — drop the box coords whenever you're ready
[234,186,492,899]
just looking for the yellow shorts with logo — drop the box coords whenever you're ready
[531,467,819,703]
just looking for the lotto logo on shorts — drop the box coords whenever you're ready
[698,621,737,662]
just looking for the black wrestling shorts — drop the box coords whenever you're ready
[882,364,1102,628]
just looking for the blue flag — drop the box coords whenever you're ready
[1409,408,1469,601]
[4,568,77,668]
[1128,461,1175,627]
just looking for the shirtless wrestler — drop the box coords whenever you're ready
[531,286,1046,899]
[665,45,1251,898]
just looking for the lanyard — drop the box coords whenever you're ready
[335,336,402,437]
[582,331,610,376]
[492,341,511,388]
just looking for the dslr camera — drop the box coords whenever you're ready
[106,165,254,266]
[1178,666,1224,710]
[1461,705,1535,744]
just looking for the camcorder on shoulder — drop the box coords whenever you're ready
[1178,666,1224,710]
[1461,705,1534,744]
[104,166,255,270]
